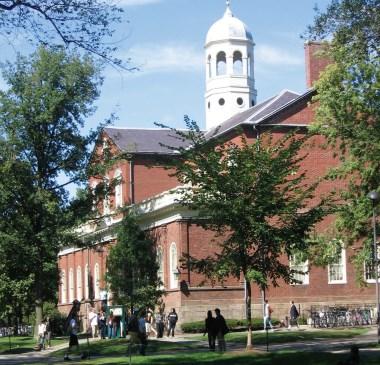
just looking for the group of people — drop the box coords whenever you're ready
[204,308,229,351]
[88,307,108,339]
[36,317,52,350]
[264,299,300,330]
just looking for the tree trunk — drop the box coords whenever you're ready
[35,298,43,338]
[245,279,253,350]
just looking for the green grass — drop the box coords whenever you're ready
[52,337,201,357]
[35,348,380,365]
[0,336,67,354]
[223,327,370,345]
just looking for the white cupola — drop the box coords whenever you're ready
[205,1,257,130]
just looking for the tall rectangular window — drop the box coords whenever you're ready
[365,245,380,282]
[328,248,347,284]
[289,254,309,285]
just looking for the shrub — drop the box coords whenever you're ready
[181,317,280,333]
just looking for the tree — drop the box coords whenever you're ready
[0,0,128,67]
[306,0,380,280]
[0,46,106,332]
[158,117,329,349]
[106,214,163,312]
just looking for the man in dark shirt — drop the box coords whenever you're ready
[167,308,178,337]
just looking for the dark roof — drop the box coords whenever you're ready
[104,128,191,155]
[104,89,315,154]
[204,90,303,139]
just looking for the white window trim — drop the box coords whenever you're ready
[94,263,100,299]
[76,266,82,301]
[61,270,67,304]
[328,248,347,284]
[157,247,164,289]
[69,268,74,302]
[114,169,123,208]
[289,256,309,285]
[364,247,380,283]
[85,264,89,299]
[169,242,178,289]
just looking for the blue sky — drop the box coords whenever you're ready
[0,0,331,131]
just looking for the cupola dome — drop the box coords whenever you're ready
[205,3,253,46]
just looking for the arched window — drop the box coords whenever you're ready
[69,268,74,302]
[85,264,89,299]
[216,51,226,76]
[233,51,243,74]
[114,169,123,208]
[157,247,164,287]
[103,177,110,215]
[169,242,178,289]
[61,270,66,304]
[77,266,82,300]
[207,54,212,78]
[94,263,100,299]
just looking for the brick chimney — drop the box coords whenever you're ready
[304,41,331,88]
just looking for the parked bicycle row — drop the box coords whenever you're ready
[309,306,374,328]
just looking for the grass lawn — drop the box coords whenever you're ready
[223,327,370,345]
[40,348,380,365]
[0,336,67,354]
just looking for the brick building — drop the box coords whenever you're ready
[58,3,378,324]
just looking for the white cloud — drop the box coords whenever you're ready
[119,43,203,76]
[255,45,303,66]
[111,0,162,6]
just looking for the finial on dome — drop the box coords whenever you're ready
[224,0,233,17]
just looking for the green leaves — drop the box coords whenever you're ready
[0,47,104,324]
[307,0,380,280]
[163,118,328,289]
[106,214,163,311]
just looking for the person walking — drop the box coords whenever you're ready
[45,317,52,349]
[98,311,106,339]
[37,320,47,350]
[214,308,229,352]
[264,299,274,330]
[155,310,164,338]
[167,308,178,337]
[89,307,98,338]
[204,310,217,351]
[64,313,80,361]
[138,311,148,355]
[288,301,300,329]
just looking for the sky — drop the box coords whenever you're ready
[0,0,332,131]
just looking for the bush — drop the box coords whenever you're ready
[181,317,280,333]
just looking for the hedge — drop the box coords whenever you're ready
[181,317,280,333]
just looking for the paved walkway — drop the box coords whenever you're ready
[0,327,378,364]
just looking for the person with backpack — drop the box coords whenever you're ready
[288,300,300,329]
[167,308,178,337]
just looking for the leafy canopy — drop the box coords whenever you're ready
[0,0,129,68]
[159,117,329,288]
[0,46,106,324]
[106,214,163,311]
[306,0,380,281]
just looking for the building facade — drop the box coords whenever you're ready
[58,3,378,324]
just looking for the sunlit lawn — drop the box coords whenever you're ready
[40,348,380,365]
[222,327,370,345]
[0,335,67,354]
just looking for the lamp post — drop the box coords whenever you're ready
[367,190,380,344]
